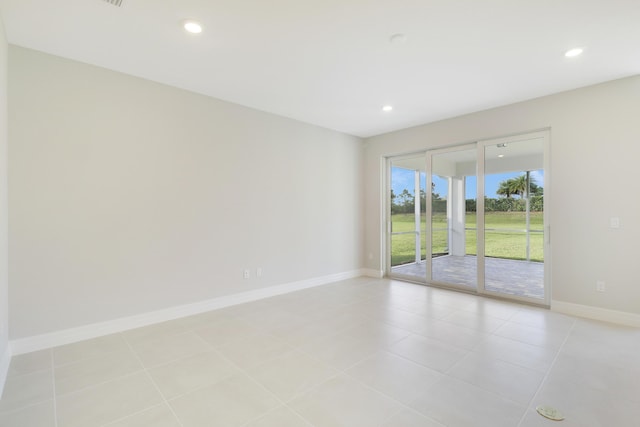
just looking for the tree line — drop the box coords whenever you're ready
[391,174,543,214]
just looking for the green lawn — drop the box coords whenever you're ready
[391,212,543,266]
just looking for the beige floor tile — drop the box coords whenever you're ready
[289,374,402,427]
[341,300,395,320]
[409,377,525,427]
[53,334,129,366]
[103,404,181,427]
[508,307,575,333]
[460,298,521,320]
[147,351,238,399]
[425,289,478,309]
[381,408,445,427]
[173,309,237,330]
[0,370,53,413]
[193,318,261,348]
[239,308,308,333]
[419,319,488,350]
[377,308,436,336]
[244,406,312,427]
[169,373,280,427]
[532,376,640,427]
[55,349,143,395]
[415,302,460,320]
[448,352,545,405]
[570,318,640,345]
[389,297,457,320]
[217,332,294,369]
[222,300,273,317]
[388,334,468,372]
[7,350,52,378]
[122,321,188,345]
[493,321,568,350]
[268,310,364,348]
[130,331,212,368]
[441,310,506,333]
[342,321,411,347]
[547,352,640,403]
[346,351,443,405]
[299,329,383,371]
[248,350,338,402]
[562,319,640,370]
[56,372,163,427]
[473,335,557,373]
[0,399,55,427]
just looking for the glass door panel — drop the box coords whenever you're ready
[428,146,477,290]
[482,135,546,301]
[388,155,426,282]
[386,131,548,306]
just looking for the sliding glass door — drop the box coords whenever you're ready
[387,154,426,283]
[478,133,548,304]
[386,131,550,305]
[426,145,477,291]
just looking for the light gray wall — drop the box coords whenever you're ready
[9,46,364,339]
[365,76,640,314]
[0,17,9,369]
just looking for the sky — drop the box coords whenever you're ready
[392,167,544,200]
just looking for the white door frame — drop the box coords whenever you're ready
[477,130,551,306]
[384,130,551,307]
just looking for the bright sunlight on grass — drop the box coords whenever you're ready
[391,212,543,266]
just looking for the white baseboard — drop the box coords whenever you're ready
[0,344,11,399]
[362,268,384,278]
[10,269,364,355]
[551,300,640,328]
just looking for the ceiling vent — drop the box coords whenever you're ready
[102,0,123,6]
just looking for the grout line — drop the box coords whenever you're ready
[50,349,59,427]
[121,337,186,427]
[0,398,57,418]
[206,344,318,427]
[100,403,171,427]
[515,319,577,427]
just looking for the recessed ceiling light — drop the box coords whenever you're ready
[184,21,203,34]
[382,105,393,112]
[565,47,583,58]
[498,154,505,158]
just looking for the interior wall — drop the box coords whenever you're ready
[365,75,640,315]
[8,46,364,339]
[0,16,10,383]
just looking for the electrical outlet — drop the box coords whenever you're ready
[596,281,606,292]
[243,269,250,279]
[610,217,620,229]
[256,267,262,277]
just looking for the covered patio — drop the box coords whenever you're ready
[392,255,544,299]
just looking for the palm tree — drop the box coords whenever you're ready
[497,174,538,199]
[496,180,514,198]
[511,175,528,198]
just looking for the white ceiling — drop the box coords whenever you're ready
[1,0,638,138]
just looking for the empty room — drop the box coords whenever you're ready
[0,1,639,426]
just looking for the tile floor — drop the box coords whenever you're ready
[1,277,639,427]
